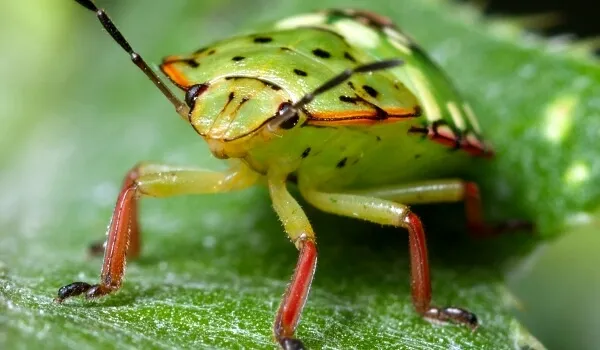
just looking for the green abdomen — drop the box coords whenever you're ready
[258,122,474,192]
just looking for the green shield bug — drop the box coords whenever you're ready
[57,1,531,349]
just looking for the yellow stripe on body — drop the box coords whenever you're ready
[405,66,442,123]
[446,101,467,130]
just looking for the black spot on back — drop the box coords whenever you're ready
[194,47,208,54]
[280,46,292,51]
[207,49,216,55]
[339,96,357,104]
[182,59,199,68]
[294,69,308,77]
[232,56,245,61]
[301,147,311,158]
[408,126,428,135]
[344,52,356,62]
[254,37,273,43]
[413,105,422,116]
[312,48,331,58]
[264,81,282,91]
[363,85,379,98]
[336,157,348,168]
[347,82,355,90]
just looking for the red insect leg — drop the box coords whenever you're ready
[56,165,142,301]
[403,212,479,329]
[463,182,532,238]
[274,239,318,349]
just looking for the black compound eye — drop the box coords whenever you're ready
[277,102,300,130]
[279,113,300,129]
[184,83,209,109]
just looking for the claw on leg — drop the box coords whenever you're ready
[424,307,479,330]
[55,282,116,303]
[55,282,93,303]
[280,337,306,350]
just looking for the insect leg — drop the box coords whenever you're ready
[88,166,142,257]
[299,185,478,330]
[461,182,533,237]
[55,162,259,302]
[350,179,533,238]
[268,173,318,350]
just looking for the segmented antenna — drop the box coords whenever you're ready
[276,59,403,126]
[75,0,190,119]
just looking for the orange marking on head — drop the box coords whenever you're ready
[159,60,190,89]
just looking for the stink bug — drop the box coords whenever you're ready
[57,1,530,349]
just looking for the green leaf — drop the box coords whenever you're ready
[1,0,597,349]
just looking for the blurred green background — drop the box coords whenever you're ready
[1,0,598,349]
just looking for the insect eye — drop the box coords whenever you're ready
[279,113,300,130]
[275,102,300,130]
[184,83,209,109]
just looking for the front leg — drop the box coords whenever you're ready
[299,183,478,330]
[55,161,259,302]
[268,172,318,350]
